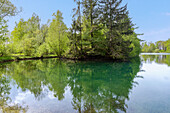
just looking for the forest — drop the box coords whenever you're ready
[141,39,170,53]
[0,0,141,61]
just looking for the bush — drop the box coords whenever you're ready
[154,49,160,53]
[36,43,48,57]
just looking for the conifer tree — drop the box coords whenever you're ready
[82,0,99,49]
[73,0,83,54]
[99,0,133,59]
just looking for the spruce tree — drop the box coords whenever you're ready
[82,0,99,49]
[72,0,83,57]
[99,0,132,59]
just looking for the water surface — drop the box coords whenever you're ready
[0,54,170,113]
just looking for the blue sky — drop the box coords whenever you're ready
[8,0,170,42]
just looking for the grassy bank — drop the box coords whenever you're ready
[0,56,15,63]
[0,55,59,63]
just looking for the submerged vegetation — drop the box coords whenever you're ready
[0,0,141,61]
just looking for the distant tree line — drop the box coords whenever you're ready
[0,0,141,60]
[141,39,170,53]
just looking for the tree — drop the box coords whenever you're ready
[10,18,26,53]
[148,42,156,53]
[68,20,79,57]
[69,0,141,59]
[142,42,149,53]
[0,18,8,56]
[156,41,166,51]
[68,0,83,58]
[81,15,107,56]
[6,0,141,60]
[82,0,99,49]
[99,0,135,59]
[0,0,20,19]
[165,39,170,53]
[47,10,69,57]
[123,33,141,57]
[0,0,20,56]
[73,0,83,54]
[11,13,41,56]
[36,23,49,57]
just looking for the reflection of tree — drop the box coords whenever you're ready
[4,59,69,100]
[46,60,69,100]
[6,61,47,100]
[1,57,141,112]
[0,104,27,113]
[141,55,170,66]
[0,76,28,113]
[141,55,156,63]
[0,76,11,107]
[156,55,170,66]
[67,57,141,113]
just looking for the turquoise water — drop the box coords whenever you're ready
[0,54,170,113]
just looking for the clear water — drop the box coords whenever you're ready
[0,54,170,113]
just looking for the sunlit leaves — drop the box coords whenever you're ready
[47,10,69,57]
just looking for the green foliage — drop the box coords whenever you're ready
[123,33,141,57]
[36,43,49,57]
[22,38,35,56]
[0,18,9,56]
[3,0,141,60]
[10,14,42,56]
[148,42,156,52]
[142,39,170,53]
[165,39,170,53]
[0,0,20,19]
[0,0,20,56]
[46,10,69,57]
[69,0,141,59]
[141,42,148,53]
[10,11,69,58]
[154,49,160,53]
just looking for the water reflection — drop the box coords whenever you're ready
[0,57,141,113]
[141,54,170,66]
[0,76,28,113]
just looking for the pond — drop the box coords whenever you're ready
[0,54,170,113]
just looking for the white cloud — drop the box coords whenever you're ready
[14,91,31,104]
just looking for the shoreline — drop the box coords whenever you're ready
[0,55,134,64]
[0,56,59,64]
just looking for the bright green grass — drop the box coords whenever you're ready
[0,54,58,62]
[0,56,15,62]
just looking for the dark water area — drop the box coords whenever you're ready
[0,54,170,113]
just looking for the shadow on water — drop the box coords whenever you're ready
[0,57,141,112]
